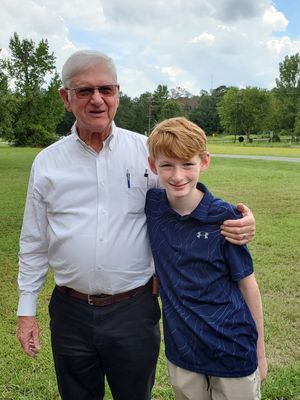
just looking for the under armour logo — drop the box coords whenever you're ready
[197,231,209,239]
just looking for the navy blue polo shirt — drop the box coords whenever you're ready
[145,182,258,377]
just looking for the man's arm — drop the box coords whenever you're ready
[221,203,255,245]
[17,163,49,356]
[17,316,40,357]
[238,274,267,383]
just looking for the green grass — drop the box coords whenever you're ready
[0,146,299,399]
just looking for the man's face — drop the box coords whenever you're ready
[60,63,119,136]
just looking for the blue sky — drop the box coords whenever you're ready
[273,0,300,37]
[1,0,300,98]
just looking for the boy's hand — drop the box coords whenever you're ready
[221,203,255,245]
[258,355,268,383]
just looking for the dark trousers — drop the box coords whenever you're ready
[49,286,161,400]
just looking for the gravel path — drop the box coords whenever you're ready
[212,154,300,163]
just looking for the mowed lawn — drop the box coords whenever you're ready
[0,146,299,400]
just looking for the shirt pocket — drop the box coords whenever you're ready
[121,173,152,214]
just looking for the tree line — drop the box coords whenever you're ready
[0,33,300,147]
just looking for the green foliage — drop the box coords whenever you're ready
[12,124,58,147]
[190,86,227,134]
[132,92,153,134]
[159,99,184,120]
[151,84,170,124]
[115,89,185,135]
[32,72,65,133]
[2,32,56,94]
[0,33,64,146]
[56,111,76,136]
[294,112,300,137]
[274,53,300,130]
[0,71,19,138]
[115,92,137,131]
[218,87,270,139]
[264,92,285,133]
[275,53,300,90]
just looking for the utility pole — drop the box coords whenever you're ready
[147,95,152,136]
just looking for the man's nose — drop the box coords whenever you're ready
[90,89,105,103]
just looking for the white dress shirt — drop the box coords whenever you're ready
[17,123,159,316]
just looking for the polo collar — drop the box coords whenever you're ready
[157,182,213,222]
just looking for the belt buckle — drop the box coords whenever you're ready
[87,294,94,305]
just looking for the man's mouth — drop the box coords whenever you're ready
[89,109,105,115]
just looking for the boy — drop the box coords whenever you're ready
[145,117,267,400]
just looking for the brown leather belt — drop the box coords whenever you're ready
[56,278,153,306]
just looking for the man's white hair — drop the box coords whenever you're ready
[61,49,118,87]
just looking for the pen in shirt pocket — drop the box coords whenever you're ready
[126,169,131,188]
[144,168,149,188]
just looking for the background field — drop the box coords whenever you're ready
[0,146,299,399]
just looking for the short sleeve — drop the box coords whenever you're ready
[223,242,254,281]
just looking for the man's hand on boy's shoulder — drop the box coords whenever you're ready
[220,203,255,245]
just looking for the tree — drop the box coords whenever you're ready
[276,53,300,90]
[218,87,270,140]
[190,86,227,134]
[151,84,170,125]
[32,72,65,133]
[274,53,300,130]
[2,33,56,95]
[0,70,18,139]
[56,111,76,136]
[132,92,153,135]
[159,99,184,120]
[170,86,193,99]
[115,92,136,131]
[294,112,300,138]
[264,91,285,134]
[0,33,64,145]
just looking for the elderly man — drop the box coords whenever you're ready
[17,50,256,400]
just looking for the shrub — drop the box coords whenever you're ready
[12,124,58,147]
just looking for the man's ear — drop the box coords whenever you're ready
[59,88,72,112]
[148,157,158,175]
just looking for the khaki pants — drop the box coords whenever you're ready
[167,361,261,400]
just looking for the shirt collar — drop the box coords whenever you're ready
[157,182,213,221]
[72,121,117,151]
[190,182,213,221]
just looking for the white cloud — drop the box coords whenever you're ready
[263,6,288,32]
[217,25,236,33]
[267,36,300,57]
[189,33,215,45]
[159,66,183,82]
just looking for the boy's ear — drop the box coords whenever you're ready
[148,157,158,175]
[200,152,211,171]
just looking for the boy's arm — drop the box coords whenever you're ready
[221,203,255,245]
[238,274,268,383]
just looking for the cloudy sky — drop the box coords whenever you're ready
[1,0,300,98]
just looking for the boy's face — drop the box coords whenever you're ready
[148,153,210,201]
